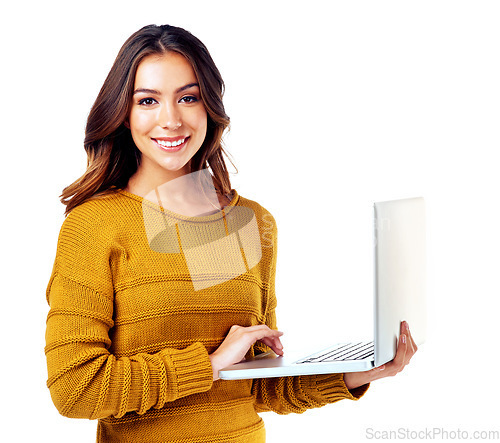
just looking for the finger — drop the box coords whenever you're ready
[252,328,283,342]
[405,322,418,354]
[385,333,407,375]
[400,322,416,366]
[397,333,408,367]
[229,325,283,342]
[400,320,406,336]
[243,325,283,337]
[260,334,284,350]
[260,336,284,355]
[242,326,283,352]
[401,321,416,362]
[271,336,284,351]
[230,324,277,333]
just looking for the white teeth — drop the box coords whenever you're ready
[156,138,185,148]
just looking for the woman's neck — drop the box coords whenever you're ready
[125,169,231,216]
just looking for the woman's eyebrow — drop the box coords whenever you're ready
[133,88,160,95]
[176,82,199,93]
[133,83,199,95]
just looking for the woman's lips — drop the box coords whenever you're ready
[152,136,189,152]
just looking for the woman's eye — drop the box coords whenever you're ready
[180,95,198,104]
[138,98,157,106]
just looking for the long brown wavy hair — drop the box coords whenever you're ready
[61,24,235,215]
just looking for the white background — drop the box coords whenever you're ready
[2,1,499,441]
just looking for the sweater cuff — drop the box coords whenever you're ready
[301,373,369,405]
[160,342,213,399]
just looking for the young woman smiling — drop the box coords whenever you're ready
[45,24,417,442]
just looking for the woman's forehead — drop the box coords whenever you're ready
[134,52,198,91]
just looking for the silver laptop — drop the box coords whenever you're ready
[219,197,426,380]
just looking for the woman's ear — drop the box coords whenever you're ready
[124,120,130,129]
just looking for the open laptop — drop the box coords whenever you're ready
[219,197,426,380]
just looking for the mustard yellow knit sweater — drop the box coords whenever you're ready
[45,188,369,442]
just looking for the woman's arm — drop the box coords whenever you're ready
[45,274,214,420]
[45,207,214,420]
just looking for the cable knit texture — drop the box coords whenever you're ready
[45,188,369,442]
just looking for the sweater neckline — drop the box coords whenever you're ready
[116,187,240,223]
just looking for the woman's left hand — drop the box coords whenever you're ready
[343,321,418,390]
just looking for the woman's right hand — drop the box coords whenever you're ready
[209,325,284,381]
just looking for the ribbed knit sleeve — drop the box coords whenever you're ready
[45,202,213,420]
[251,212,369,414]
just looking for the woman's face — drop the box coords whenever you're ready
[127,51,208,186]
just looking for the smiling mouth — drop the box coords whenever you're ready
[153,137,189,151]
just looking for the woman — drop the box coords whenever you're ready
[45,24,417,442]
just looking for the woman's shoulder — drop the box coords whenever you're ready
[61,190,137,237]
[235,192,277,238]
[236,192,276,220]
[49,192,130,299]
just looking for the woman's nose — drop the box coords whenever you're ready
[159,103,182,130]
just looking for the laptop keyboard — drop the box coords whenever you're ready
[295,341,374,364]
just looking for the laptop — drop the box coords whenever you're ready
[219,197,426,380]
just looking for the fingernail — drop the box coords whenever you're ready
[378,365,385,371]
[402,334,407,344]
